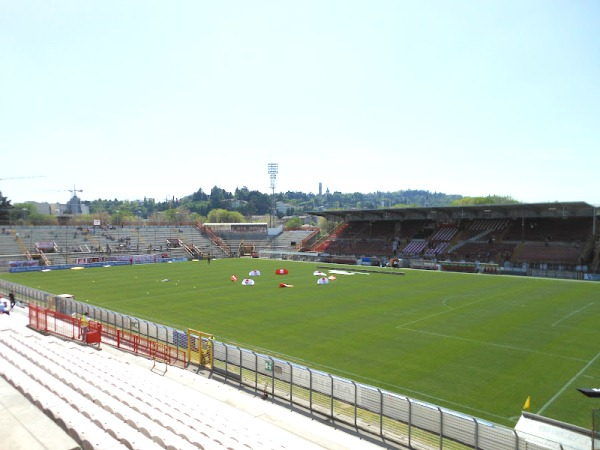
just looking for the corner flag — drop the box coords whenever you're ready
[523,396,531,411]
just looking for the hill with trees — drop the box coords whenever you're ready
[0,187,518,226]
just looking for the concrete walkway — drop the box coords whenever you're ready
[0,375,80,450]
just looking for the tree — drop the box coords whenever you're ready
[0,191,13,225]
[12,203,46,225]
[285,217,302,229]
[191,188,209,202]
[209,186,232,210]
[234,186,250,202]
[187,200,210,216]
[207,208,245,223]
[451,196,518,206]
[162,209,178,223]
[318,216,340,235]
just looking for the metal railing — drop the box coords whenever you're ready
[0,279,581,449]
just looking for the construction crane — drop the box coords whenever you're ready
[57,186,83,198]
[67,186,83,198]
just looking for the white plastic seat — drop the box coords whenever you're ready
[3,328,246,448]
[3,313,386,450]
[23,338,226,449]
[7,334,205,449]
[0,347,126,450]
[2,333,168,450]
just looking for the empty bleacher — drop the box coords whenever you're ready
[451,217,589,266]
[421,225,458,258]
[503,217,592,243]
[267,229,316,251]
[0,225,230,265]
[0,228,22,257]
[2,213,596,272]
[0,309,388,450]
[449,241,516,264]
[513,242,583,266]
[311,221,395,257]
[447,219,513,263]
[399,240,428,256]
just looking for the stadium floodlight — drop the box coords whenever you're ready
[267,163,278,228]
[267,163,278,196]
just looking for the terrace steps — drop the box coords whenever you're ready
[0,309,387,450]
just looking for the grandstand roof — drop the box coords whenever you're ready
[309,201,599,222]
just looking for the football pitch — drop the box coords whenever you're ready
[3,258,600,429]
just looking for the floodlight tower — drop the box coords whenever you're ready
[267,163,278,228]
[267,163,278,196]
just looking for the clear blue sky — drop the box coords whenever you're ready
[1,1,599,205]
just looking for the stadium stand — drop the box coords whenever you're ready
[0,224,318,266]
[267,229,316,251]
[1,202,598,275]
[305,203,598,274]
[399,240,428,257]
[513,242,582,266]
[0,225,228,265]
[0,307,391,450]
[449,241,516,264]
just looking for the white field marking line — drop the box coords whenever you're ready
[552,302,597,327]
[441,297,454,309]
[401,327,587,363]
[396,286,530,329]
[237,341,513,422]
[537,351,600,415]
[441,295,476,309]
[101,283,244,306]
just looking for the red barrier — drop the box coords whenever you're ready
[85,322,102,345]
[28,304,185,368]
[106,326,186,368]
[28,304,101,346]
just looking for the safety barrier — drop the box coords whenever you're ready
[105,327,187,368]
[1,279,584,450]
[26,303,184,366]
[28,304,101,346]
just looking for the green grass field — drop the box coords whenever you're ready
[3,258,600,429]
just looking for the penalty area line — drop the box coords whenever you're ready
[537,351,600,415]
[396,285,530,329]
[552,302,596,327]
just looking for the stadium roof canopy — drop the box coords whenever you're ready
[308,202,599,222]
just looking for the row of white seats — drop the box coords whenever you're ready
[9,331,274,448]
[0,324,286,450]
[0,337,132,450]
[1,308,390,450]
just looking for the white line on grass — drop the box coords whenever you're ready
[238,342,514,422]
[401,327,588,363]
[537,351,600,415]
[552,302,597,327]
[441,296,464,309]
[396,286,530,329]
